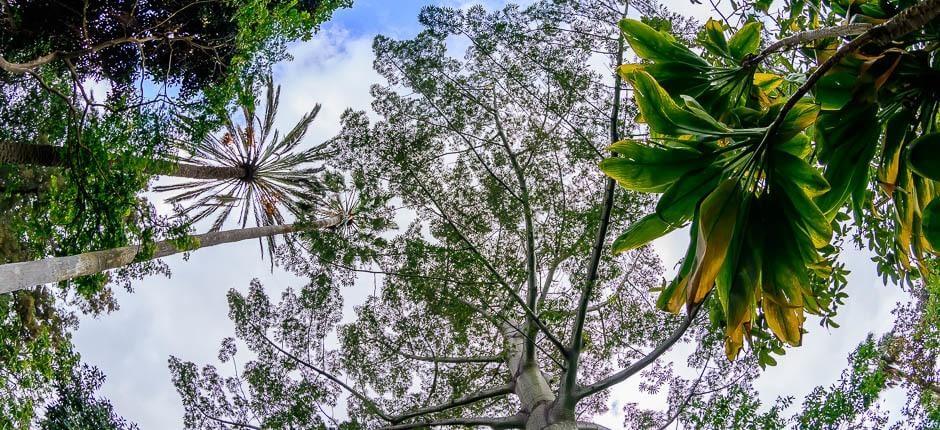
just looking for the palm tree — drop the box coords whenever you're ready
[0,213,350,294]
[155,77,333,232]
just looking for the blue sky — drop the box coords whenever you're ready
[72,1,911,428]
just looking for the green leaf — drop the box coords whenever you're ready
[599,140,706,192]
[702,19,730,58]
[815,71,856,110]
[923,197,940,251]
[815,104,880,217]
[728,22,762,61]
[611,213,678,254]
[618,18,710,68]
[907,132,940,181]
[655,164,723,224]
[688,179,743,305]
[626,70,732,137]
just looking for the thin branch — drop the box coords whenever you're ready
[390,384,514,423]
[561,1,628,409]
[656,353,711,430]
[382,415,525,430]
[576,303,703,400]
[258,332,394,422]
[744,23,873,67]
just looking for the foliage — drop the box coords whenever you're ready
[600,0,940,363]
[40,364,139,430]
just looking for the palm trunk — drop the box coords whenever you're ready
[0,216,343,294]
[0,141,246,180]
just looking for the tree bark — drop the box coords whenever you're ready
[0,141,246,180]
[0,216,343,294]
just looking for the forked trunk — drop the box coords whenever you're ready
[0,141,246,180]
[0,215,343,294]
[502,322,578,430]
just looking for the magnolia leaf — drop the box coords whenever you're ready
[878,111,912,194]
[611,213,678,254]
[728,22,762,61]
[772,146,829,197]
[907,132,940,181]
[658,216,700,313]
[687,180,742,305]
[815,104,880,217]
[762,291,804,346]
[599,140,706,192]
[754,72,784,93]
[923,197,940,251]
[815,71,856,110]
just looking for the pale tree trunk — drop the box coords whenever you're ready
[502,322,578,430]
[0,215,343,294]
[0,141,245,180]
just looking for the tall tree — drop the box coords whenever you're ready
[168,2,758,429]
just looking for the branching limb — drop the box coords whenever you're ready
[744,23,873,67]
[560,1,627,409]
[257,331,394,422]
[757,0,940,152]
[382,415,525,430]
[390,384,514,423]
[576,303,703,400]
[492,96,540,364]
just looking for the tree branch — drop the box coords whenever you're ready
[382,415,525,430]
[757,0,940,153]
[744,23,873,67]
[390,384,514,423]
[257,332,394,422]
[560,1,628,409]
[576,302,703,400]
[492,95,541,364]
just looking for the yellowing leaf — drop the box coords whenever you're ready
[762,289,804,346]
[754,72,784,93]
[688,180,742,305]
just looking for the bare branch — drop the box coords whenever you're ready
[576,303,703,400]
[745,23,872,67]
[383,415,525,430]
[391,384,514,423]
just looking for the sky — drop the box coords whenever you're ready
[72,1,910,428]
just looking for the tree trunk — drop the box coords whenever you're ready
[0,216,343,294]
[502,322,578,430]
[0,141,246,180]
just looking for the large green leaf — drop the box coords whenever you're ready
[688,179,742,305]
[923,197,940,251]
[618,18,710,68]
[815,104,881,217]
[728,22,762,61]
[815,71,856,110]
[702,18,730,59]
[655,164,723,224]
[599,140,706,192]
[611,213,678,254]
[626,70,732,137]
[907,132,940,181]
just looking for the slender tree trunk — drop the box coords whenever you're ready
[0,141,246,180]
[0,215,343,294]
